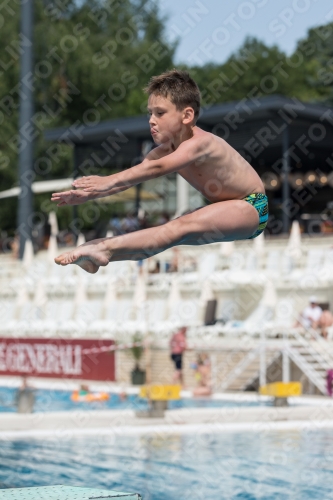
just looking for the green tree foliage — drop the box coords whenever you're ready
[294,22,333,103]
[187,34,329,109]
[0,0,176,234]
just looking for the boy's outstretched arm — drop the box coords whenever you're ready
[72,136,208,195]
[51,189,95,206]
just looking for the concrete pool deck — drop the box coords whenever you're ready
[1,404,333,434]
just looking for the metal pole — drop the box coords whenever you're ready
[135,184,142,217]
[282,126,290,234]
[72,145,80,241]
[282,348,290,383]
[18,0,34,259]
[282,331,290,383]
[176,175,189,216]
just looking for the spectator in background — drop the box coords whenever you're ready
[168,248,179,272]
[10,235,19,259]
[192,353,212,397]
[138,214,149,230]
[156,212,170,226]
[295,296,322,330]
[79,384,89,396]
[110,215,122,236]
[122,215,139,233]
[170,326,187,385]
[183,256,197,272]
[317,308,333,339]
[149,260,160,274]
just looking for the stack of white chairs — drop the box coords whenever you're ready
[265,250,280,279]
[3,232,333,341]
[286,248,323,283]
[0,300,17,334]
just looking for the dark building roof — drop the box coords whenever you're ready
[44,95,333,145]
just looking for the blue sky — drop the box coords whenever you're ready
[159,0,333,65]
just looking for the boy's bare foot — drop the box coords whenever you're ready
[54,240,111,274]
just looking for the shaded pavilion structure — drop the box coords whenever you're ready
[45,95,333,234]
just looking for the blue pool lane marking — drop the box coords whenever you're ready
[0,485,142,499]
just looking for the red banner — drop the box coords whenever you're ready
[0,338,115,381]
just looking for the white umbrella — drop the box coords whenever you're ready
[167,276,181,318]
[23,239,34,269]
[74,277,87,304]
[76,233,86,247]
[287,220,302,260]
[48,234,58,263]
[245,280,277,326]
[48,211,59,236]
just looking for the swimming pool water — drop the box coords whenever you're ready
[0,429,332,499]
[0,387,270,412]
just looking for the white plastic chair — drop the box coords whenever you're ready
[199,252,217,280]
[229,251,245,271]
[147,299,167,325]
[323,248,333,269]
[319,249,333,281]
[306,249,323,272]
[87,319,117,336]
[216,299,238,323]
[265,250,280,273]
[18,302,46,321]
[245,250,258,271]
[168,299,200,326]
[0,301,16,322]
[75,300,103,322]
[103,300,120,321]
[273,298,295,328]
[45,301,58,320]
[57,301,74,321]
[105,299,132,323]
[281,252,293,275]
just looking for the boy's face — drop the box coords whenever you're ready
[148,94,189,144]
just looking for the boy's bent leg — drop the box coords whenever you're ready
[55,199,259,273]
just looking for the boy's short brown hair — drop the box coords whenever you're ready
[144,69,201,122]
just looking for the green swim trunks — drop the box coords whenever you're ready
[243,193,269,239]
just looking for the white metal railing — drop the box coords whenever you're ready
[287,346,327,394]
[219,346,261,392]
[217,330,333,395]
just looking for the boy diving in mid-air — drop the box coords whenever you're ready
[51,69,268,274]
